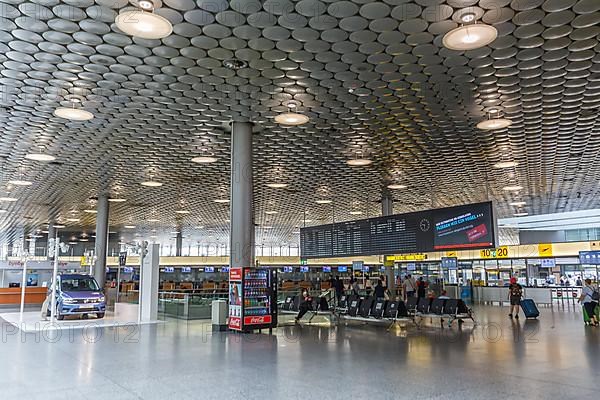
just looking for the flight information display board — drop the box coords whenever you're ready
[300,202,496,258]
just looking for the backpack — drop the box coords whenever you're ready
[592,289,600,302]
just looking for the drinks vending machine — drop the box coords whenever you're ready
[228,266,278,332]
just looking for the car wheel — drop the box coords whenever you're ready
[81,314,88,320]
[57,313,65,321]
[96,313,105,319]
[46,308,51,317]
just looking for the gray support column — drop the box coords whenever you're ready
[47,223,55,260]
[140,243,160,322]
[94,194,109,287]
[382,191,396,296]
[229,121,254,268]
[175,231,183,257]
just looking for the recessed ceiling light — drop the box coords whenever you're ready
[514,212,529,217]
[0,197,18,202]
[84,209,97,213]
[0,210,7,213]
[265,211,278,215]
[175,210,191,214]
[54,107,94,121]
[503,185,523,191]
[442,23,498,51]
[115,3,172,40]
[170,231,180,234]
[8,180,33,186]
[195,225,204,229]
[25,153,56,162]
[124,225,136,229]
[66,218,80,222]
[510,201,527,206]
[53,224,66,228]
[266,183,288,188]
[316,200,332,204]
[41,230,49,234]
[108,198,127,203]
[150,235,158,239]
[223,58,248,70]
[493,161,518,169]
[191,156,218,164]
[347,158,372,166]
[387,184,407,190]
[79,238,89,242]
[263,226,273,229]
[214,199,230,203]
[477,118,512,130]
[148,218,160,222]
[349,211,363,215]
[274,113,310,126]
[141,181,163,187]
[68,242,78,245]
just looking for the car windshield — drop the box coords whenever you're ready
[61,277,100,292]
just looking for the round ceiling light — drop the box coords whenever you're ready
[25,153,56,162]
[493,161,518,169]
[274,113,310,126]
[442,23,498,51]
[148,218,160,222]
[8,180,32,186]
[0,197,18,202]
[191,156,218,164]
[387,184,407,190]
[84,209,97,213]
[214,199,230,203]
[503,185,523,191]
[350,211,363,215]
[53,224,66,229]
[115,8,172,40]
[0,210,7,213]
[316,199,332,204]
[347,158,372,167]
[510,201,527,206]
[477,118,512,130]
[124,225,136,229]
[265,211,278,215]
[108,198,127,203]
[141,181,163,187]
[266,183,288,188]
[66,218,80,222]
[175,210,191,214]
[54,107,94,121]
[514,212,529,217]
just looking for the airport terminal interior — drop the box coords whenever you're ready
[1,0,600,398]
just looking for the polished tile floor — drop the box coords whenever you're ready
[1,304,598,400]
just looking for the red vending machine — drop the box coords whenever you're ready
[228,266,278,332]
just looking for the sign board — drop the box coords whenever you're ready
[352,260,364,270]
[386,254,427,261]
[406,263,416,271]
[383,258,394,267]
[479,246,509,259]
[228,268,243,331]
[540,258,555,268]
[441,257,458,270]
[538,244,553,257]
[579,251,600,265]
[445,251,457,257]
[300,201,496,258]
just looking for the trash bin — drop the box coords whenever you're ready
[211,300,228,332]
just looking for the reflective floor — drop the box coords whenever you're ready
[1,305,598,399]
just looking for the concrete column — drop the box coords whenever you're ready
[382,191,396,296]
[175,230,183,257]
[94,194,109,287]
[140,243,160,322]
[47,223,55,260]
[229,121,254,268]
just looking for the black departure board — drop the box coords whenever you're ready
[300,202,496,258]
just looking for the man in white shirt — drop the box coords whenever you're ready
[402,274,416,300]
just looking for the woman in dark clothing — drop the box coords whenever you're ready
[417,277,426,298]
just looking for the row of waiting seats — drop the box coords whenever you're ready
[280,293,476,328]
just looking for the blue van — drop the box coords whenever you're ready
[47,274,106,320]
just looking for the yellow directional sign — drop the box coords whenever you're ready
[479,246,509,259]
[386,254,427,261]
[445,251,457,257]
[538,243,553,257]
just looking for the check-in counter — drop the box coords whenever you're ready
[0,287,47,305]
[473,286,552,305]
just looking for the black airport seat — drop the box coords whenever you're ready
[371,299,387,319]
[406,296,418,311]
[397,301,408,317]
[338,294,348,309]
[430,298,447,315]
[347,297,361,317]
[416,297,432,314]
[384,300,399,318]
[360,296,375,318]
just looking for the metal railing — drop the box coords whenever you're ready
[158,290,228,320]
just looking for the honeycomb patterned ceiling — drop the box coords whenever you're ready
[0,0,599,249]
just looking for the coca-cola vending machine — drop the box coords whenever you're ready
[228,267,277,332]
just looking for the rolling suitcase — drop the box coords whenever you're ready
[520,299,540,319]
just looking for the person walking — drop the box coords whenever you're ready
[333,276,344,306]
[374,279,385,301]
[417,277,426,298]
[508,277,523,319]
[402,274,416,300]
[578,279,599,326]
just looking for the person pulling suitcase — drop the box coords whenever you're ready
[508,277,523,319]
[578,279,599,327]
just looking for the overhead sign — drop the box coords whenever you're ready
[479,246,509,259]
[386,254,427,261]
[579,251,600,265]
[441,257,458,270]
[300,201,495,258]
[538,243,553,257]
[352,260,364,270]
[445,251,457,257]
[540,258,555,268]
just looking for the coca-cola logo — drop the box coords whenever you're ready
[244,315,272,325]
[229,317,241,329]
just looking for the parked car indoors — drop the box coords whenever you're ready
[46,274,106,320]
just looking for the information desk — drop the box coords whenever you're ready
[0,287,47,305]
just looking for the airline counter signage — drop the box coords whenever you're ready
[386,254,428,262]
[479,246,509,259]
